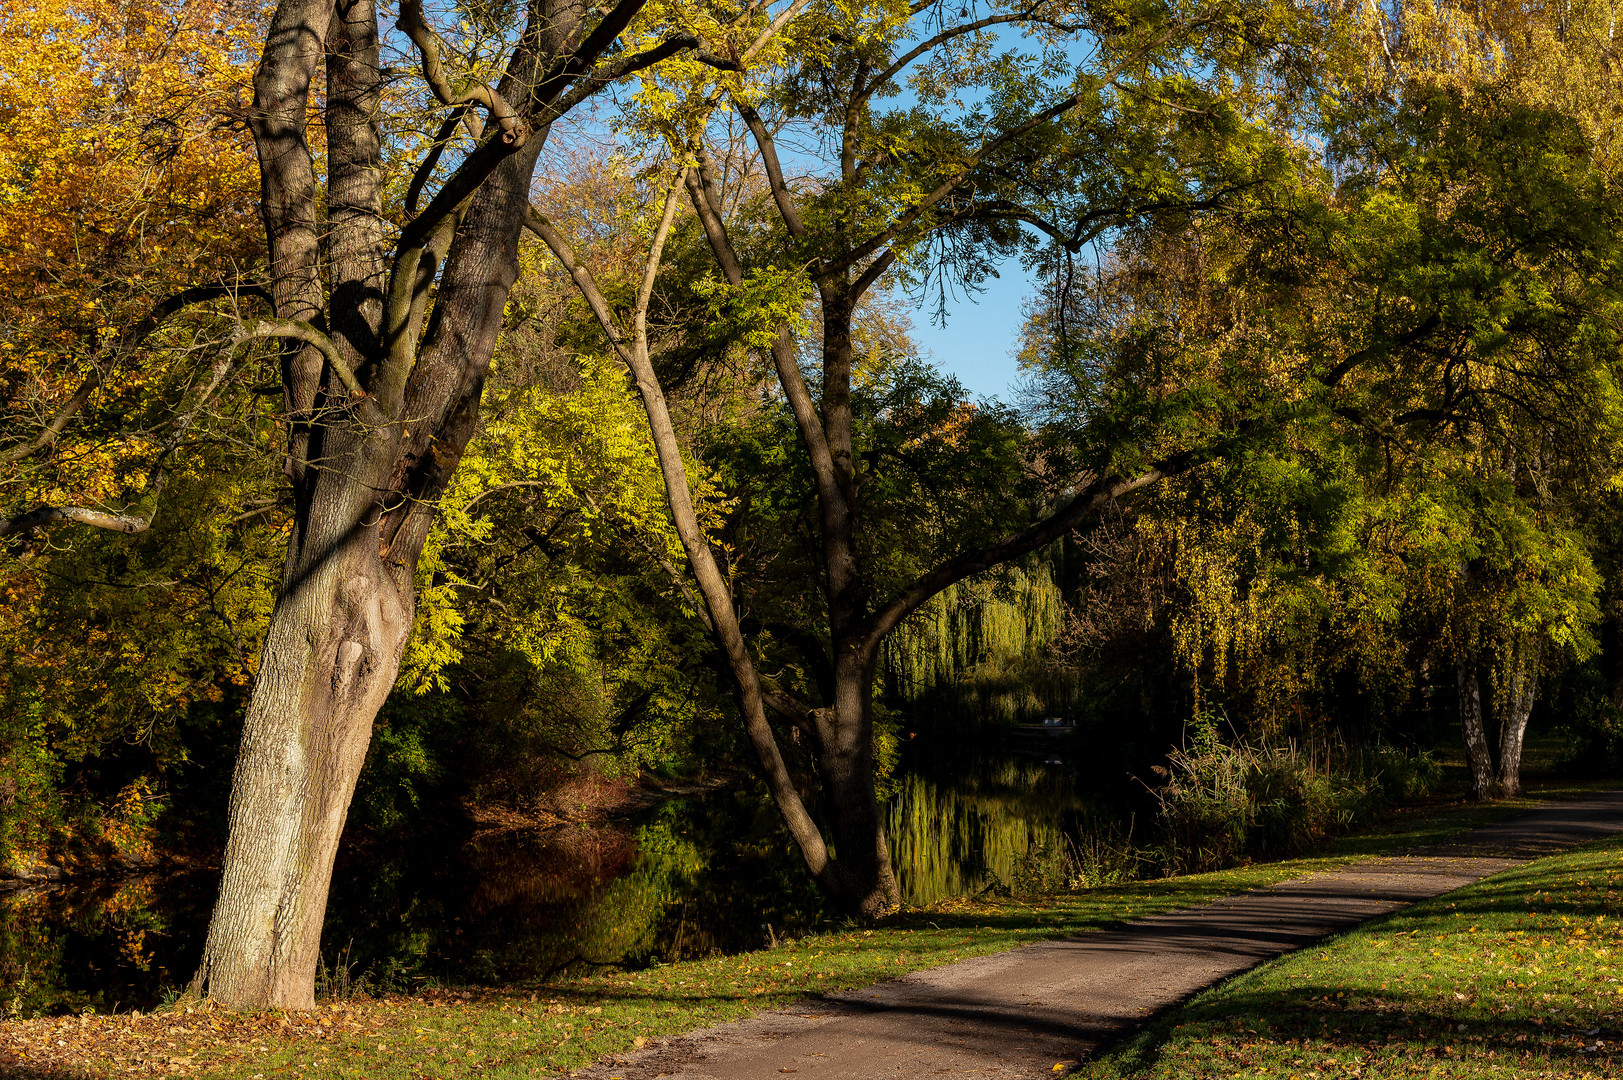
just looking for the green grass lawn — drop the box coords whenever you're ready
[6,858,1356,1079]
[3,779,1616,1079]
[1078,833,1623,1080]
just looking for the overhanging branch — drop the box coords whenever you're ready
[1,474,167,539]
[236,318,366,400]
[0,283,271,465]
[860,456,1194,652]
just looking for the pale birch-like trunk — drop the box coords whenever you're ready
[1496,635,1542,797]
[546,147,1178,916]
[1457,662,1498,800]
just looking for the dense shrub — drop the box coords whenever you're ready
[1152,722,1387,873]
[1362,743,1443,800]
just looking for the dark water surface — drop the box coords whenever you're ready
[2,750,1103,1016]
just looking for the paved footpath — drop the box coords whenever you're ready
[574,791,1623,1079]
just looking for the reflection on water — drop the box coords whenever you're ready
[1,871,214,1016]
[3,754,1091,1015]
[887,759,1089,906]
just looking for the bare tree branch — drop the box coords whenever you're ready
[1,283,271,465]
[404,106,471,217]
[237,318,367,401]
[553,33,740,116]
[530,0,655,111]
[741,0,814,63]
[397,0,527,145]
[0,476,168,538]
[734,101,807,237]
[0,377,103,465]
[533,175,837,882]
[850,249,896,299]
[523,207,630,353]
[857,7,1077,106]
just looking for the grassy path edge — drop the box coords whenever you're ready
[1075,826,1623,1079]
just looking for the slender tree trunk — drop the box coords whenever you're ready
[811,279,899,916]
[1456,662,1498,800]
[1496,635,1541,797]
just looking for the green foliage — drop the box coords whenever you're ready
[1362,743,1444,801]
[1152,715,1385,873]
[1019,68,1623,769]
[378,348,732,816]
[692,267,812,350]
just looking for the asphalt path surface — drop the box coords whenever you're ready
[573,790,1623,1079]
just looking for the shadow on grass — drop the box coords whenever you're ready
[1083,835,1623,1080]
[1093,986,1617,1080]
[876,878,1259,935]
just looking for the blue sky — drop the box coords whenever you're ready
[909,262,1037,403]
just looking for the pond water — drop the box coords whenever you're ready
[2,743,1112,1016]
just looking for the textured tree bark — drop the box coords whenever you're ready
[819,652,900,916]
[1496,635,1541,797]
[192,440,412,1009]
[1457,662,1498,800]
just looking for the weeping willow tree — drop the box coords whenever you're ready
[879,557,1076,731]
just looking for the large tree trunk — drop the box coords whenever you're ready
[1456,662,1498,800]
[187,0,621,1008]
[819,650,900,917]
[192,439,412,1008]
[1496,635,1541,797]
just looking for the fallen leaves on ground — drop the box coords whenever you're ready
[0,987,560,1078]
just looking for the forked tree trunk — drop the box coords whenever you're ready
[1496,635,1541,797]
[1457,662,1498,800]
[548,41,1192,922]
[185,0,655,1008]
